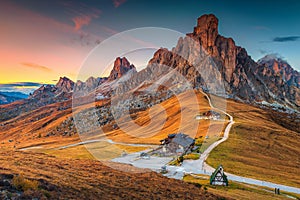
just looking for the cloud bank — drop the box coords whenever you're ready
[273,36,300,42]
[0,82,42,94]
[21,62,53,72]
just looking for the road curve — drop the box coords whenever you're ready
[191,91,300,194]
[196,90,234,170]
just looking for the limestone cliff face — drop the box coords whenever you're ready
[55,77,75,93]
[108,57,137,82]
[147,14,299,109]
[256,56,300,107]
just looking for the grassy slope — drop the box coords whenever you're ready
[207,98,300,188]
[0,149,223,200]
[1,89,299,190]
[0,90,225,148]
[102,90,227,144]
[41,142,148,160]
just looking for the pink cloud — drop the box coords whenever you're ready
[64,2,101,31]
[113,0,127,8]
[72,15,93,31]
[71,10,100,31]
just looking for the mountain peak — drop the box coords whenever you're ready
[256,55,299,89]
[56,76,74,93]
[196,14,219,34]
[147,14,299,109]
[187,14,219,48]
[114,57,130,67]
[257,54,289,66]
[108,57,136,81]
[185,13,221,58]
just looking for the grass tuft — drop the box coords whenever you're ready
[12,174,39,192]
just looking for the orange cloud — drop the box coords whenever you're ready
[113,0,127,8]
[21,62,53,73]
[72,15,93,31]
[71,7,100,31]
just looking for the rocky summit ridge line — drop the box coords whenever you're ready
[148,14,299,109]
[0,14,299,121]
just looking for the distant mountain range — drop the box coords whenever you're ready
[0,92,28,105]
[0,14,299,122]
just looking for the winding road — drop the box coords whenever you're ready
[21,90,300,194]
[114,90,300,194]
[181,91,300,194]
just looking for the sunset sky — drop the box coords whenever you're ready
[1,0,300,93]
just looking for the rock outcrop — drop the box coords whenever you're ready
[27,14,300,111]
[108,57,137,81]
[55,77,75,93]
[256,55,300,106]
[146,14,299,109]
[2,14,299,123]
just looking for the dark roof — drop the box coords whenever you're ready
[172,133,194,148]
[168,133,176,139]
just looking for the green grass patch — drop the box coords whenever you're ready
[183,153,200,160]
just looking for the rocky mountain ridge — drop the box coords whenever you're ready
[1,14,299,123]
[145,14,299,109]
[255,55,300,107]
[108,57,137,81]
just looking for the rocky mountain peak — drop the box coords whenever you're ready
[257,55,292,73]
[257,54,284,64]
[146,14,299,109]
[187,14,219,51]
[108,57,136,81]
[55,76,75,93]
[256,55,300,88]
[185,14,236,82]
[196,14,218,38]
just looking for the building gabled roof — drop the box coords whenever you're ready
[172,133,195,148]
[210,165,228,186]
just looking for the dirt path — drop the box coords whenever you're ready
[196,90,235,170]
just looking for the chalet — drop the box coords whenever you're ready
[159,133,195,156]
[210,165,228,186]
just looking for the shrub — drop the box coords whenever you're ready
[195,138,204,146]
[183,153,200,160]
[168,159,180,166]
[12,174,39,191]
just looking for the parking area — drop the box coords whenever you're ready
[112,150,173,171]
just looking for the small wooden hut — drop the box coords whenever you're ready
[210,165,228,186]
